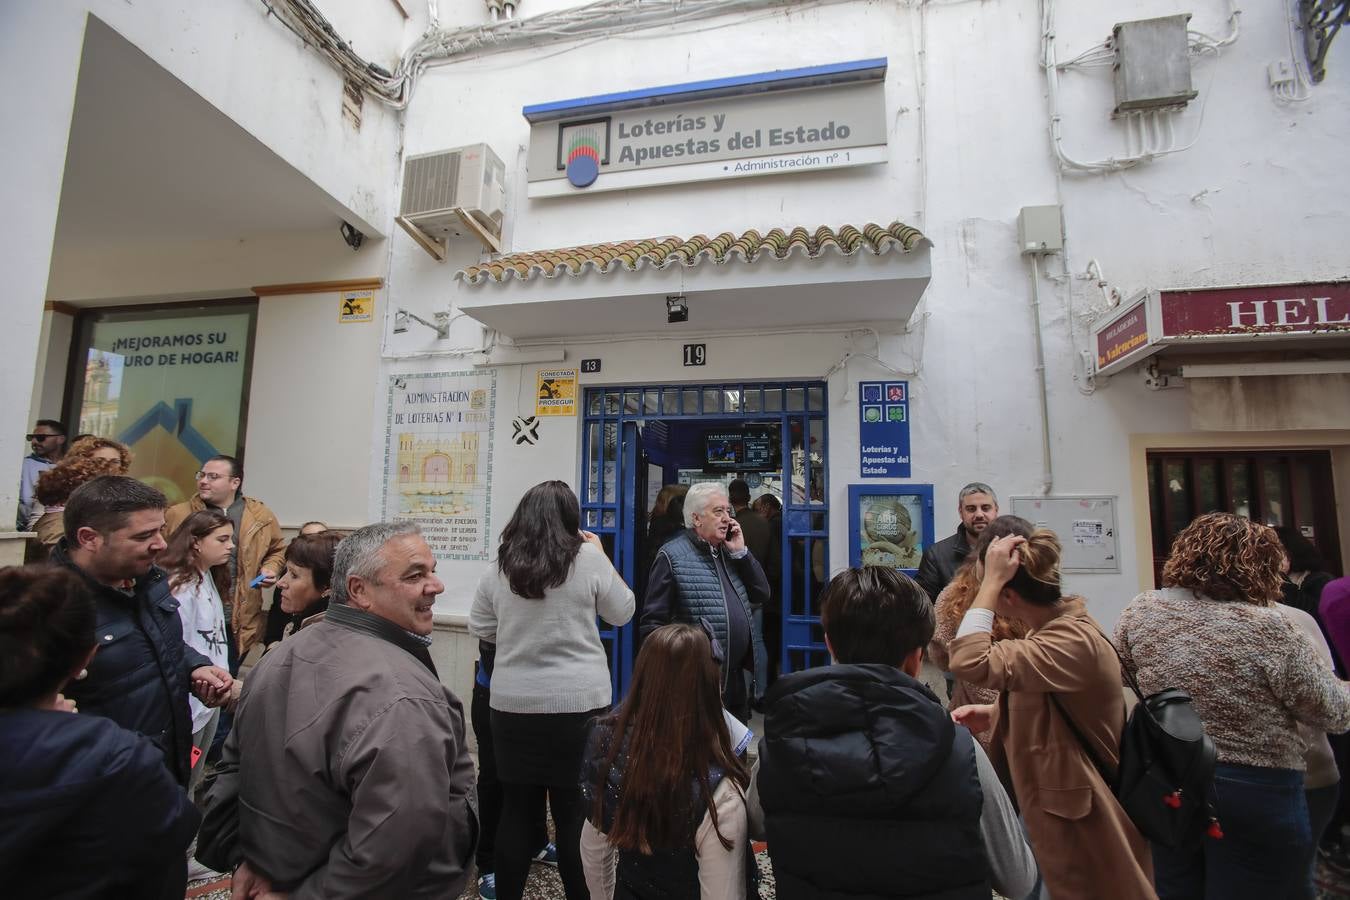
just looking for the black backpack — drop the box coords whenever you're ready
[1051,631,1220,849]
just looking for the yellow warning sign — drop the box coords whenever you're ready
[535,368,578,416]
[339,290,374,323]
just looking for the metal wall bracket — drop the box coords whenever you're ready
[393,308,450,339]
[1141,360,1181,390]
[1300,0,1350,84]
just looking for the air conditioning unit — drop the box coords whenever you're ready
[397,143,506,259]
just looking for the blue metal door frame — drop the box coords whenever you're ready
[580,382,831,700]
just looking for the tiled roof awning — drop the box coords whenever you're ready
[456,222,925,285]
[452,221,931,340]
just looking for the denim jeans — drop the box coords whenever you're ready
[1152,763,1310,900]
[1296,782,1340,900]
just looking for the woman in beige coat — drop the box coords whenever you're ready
[949,522,1154,899]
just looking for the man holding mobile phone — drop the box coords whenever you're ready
[641,481,768,723]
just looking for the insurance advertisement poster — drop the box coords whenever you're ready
[77,307,253,504]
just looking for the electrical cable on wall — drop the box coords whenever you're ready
[1270,0,1315,102]
[258,0,858,110]
[1040,0,1240,173]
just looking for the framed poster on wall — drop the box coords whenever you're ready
[848,484,934,574]
[382,370,496,561]
[65,300,258,505]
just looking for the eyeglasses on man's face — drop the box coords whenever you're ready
[195,471,233,482]
[26,433,60,442]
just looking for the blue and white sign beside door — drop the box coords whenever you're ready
[859,381,910,478]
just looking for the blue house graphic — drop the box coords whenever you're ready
[117,398,220,463]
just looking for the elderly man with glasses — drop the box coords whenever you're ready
[640,481,768,723]
[17,419,67,529]
[164,454,285,665]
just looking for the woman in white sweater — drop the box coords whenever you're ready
[470,480,634,900]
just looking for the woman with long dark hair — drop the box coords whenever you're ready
[949,520,1154,898]
[0,565,199,898]
[580,623,752,899]
[159,509,233,798]
[470,480,635,900]
[1116,513,1350,898]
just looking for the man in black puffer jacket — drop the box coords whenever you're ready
[752,566,1037,900]
[55,476,234,787]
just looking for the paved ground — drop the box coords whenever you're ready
[187,851,776,899]
[187,846,1350,899]
[184,697,1350,898]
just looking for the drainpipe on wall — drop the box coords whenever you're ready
[1018,205,1063,496]
[1028,254,1054,496]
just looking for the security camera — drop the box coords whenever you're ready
[666,294,688,324]
[340,221,365,250]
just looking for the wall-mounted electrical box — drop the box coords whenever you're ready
[1112,15,1199,115]
[1010,495,1120,573]
[1018,205,1064,255]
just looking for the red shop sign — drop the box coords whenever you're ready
[1094,297,1152,375]
[1159,282,1350,339]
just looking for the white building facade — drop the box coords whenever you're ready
[5,0,1348,693]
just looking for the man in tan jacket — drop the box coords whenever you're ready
[164,455,284,661]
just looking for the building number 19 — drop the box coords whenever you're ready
[682,343,707,366]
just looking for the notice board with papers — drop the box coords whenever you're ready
[1009,495,1119,573]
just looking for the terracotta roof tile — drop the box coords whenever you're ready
[456,221,925,285]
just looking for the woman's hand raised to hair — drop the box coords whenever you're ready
[981,535,1025,586]
[580,530,605,552]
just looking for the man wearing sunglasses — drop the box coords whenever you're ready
[17,419,67,529]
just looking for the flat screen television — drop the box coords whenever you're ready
[704,430,744,468]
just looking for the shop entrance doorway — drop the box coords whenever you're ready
[580,381,831,699]
[1146,449,1343,585]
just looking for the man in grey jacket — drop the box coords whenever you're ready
[201,521,477,899]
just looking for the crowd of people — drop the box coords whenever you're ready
[4,427,1350,900]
